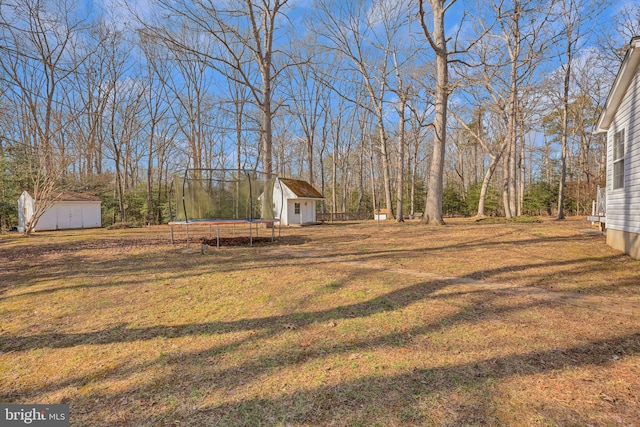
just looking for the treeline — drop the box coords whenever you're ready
[1,0,638,232]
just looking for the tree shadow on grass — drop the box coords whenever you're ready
[0,275,541,405]
[2,245,637,352]
[2,223,639,425]
[0,277,451,352]
[3,260,639,425]
[189,332,640,427]
[10,328,637,426]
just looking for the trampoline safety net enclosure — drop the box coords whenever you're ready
[168,169,283,247]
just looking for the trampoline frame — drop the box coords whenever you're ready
[168,168,283,248]
[168,218,280,247]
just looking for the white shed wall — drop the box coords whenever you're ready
[37,207,60,231]
[272,179,319,226]
[34,202,101,231]
[286,200,297,225]
[17,192,101,232]
[272,181,296,226]
[301,200,316,223]
[606,65,640,234]
[286,200,317,225]
[17,192,33,232]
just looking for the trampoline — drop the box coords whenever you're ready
[168,169,283,248]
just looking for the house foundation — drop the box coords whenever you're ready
[606,228,640,260]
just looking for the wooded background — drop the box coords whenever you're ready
[1,0,637,230]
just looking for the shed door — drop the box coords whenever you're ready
[301,201,314,223]
[289,200,301,224]
[57,204,83,229]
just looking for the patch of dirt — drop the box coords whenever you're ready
[200,236,276,246]
[198,235,307,247]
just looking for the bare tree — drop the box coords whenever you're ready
[391,46,417,222]
[69,21,114,179]
[597,2,640,66]
[100,26,145,223]
[162,29,213,171]
[282,36,330,186]
[139,0,294,177]
[313,0,408,219]
[139,31,173,224]
[481,0,553,218]
[417,0,452,224]
[417,0,478,224]
[0,0,89,233]
[451,106,508,217]
[553,0,607,219]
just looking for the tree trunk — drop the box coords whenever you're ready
[146,124,155,225]
[378,124,394,219]
[477,154,500,217]
[262,83,273,177]
[502,152,512,218]
[369,139,377,214]
[396,100,406,222]
[557,32,572,220]
[332,151,337,219]
[421,0,448,225]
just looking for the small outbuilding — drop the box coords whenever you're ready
[595,36,640,259]
[374,208,388,221]
[273,178,324,226]
[18,191,102,232]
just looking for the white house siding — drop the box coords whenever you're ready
[606,67,640,235]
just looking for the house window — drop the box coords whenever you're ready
[613,129,625,189]
[294,202,300,215]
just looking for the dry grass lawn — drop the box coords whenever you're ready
[1,217,639,426]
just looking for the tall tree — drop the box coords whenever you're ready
[313,0,408,219]
[486,0,552,218]
[141,0,294,176]
[0,0,89,233]
[282,36,329,186]
[554,0,606,219]
[418,0,464,224]
[139,31,172,224]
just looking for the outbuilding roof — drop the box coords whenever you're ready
[279,178,324,199]
[23,191,101,202]
[596,37,640,133]
[57,192,101,201]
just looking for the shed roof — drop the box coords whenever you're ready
[279,178,324,199]
[57,192,101,202]
[23,191,101,202]
[596,37,640,133]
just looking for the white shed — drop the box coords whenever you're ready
[273,178,323,226]
[596,36,640,259]
[18,191,102,232]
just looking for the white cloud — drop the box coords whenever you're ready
[94,0,153,31]
[366,0,409,27]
